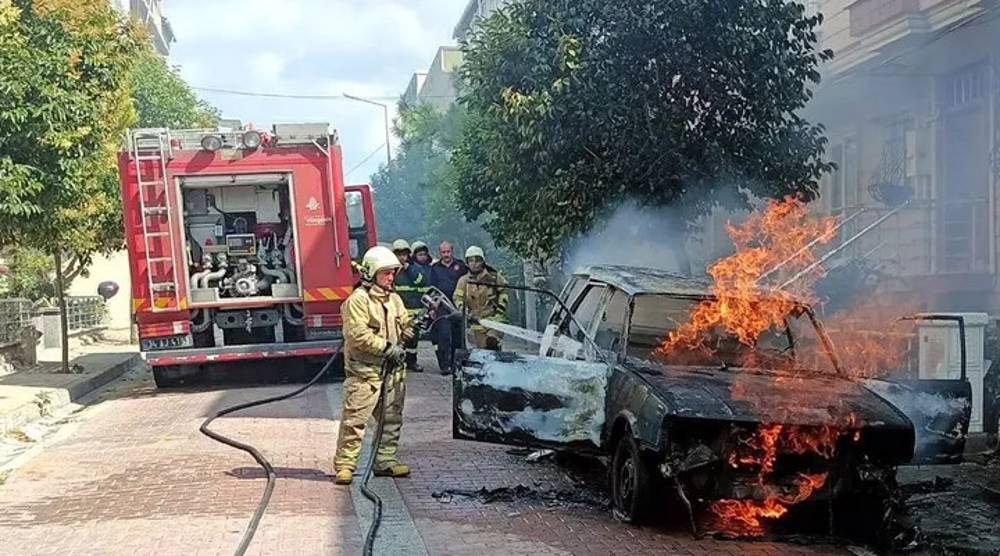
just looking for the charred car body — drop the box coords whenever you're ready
[452,265,972,538]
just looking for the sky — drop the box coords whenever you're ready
[166,0,469,183]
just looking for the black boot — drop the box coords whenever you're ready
[406,352,423,372]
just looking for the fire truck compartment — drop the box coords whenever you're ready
[178,172,302,306]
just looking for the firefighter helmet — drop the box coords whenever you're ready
[411,240,429,253]
[360,246,402,281]
[391,239,411,252]
[465,245,485,261]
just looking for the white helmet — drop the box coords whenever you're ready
[465,245,485,261]
[360,246,401,281]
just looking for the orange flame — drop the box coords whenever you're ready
[710,472,828,531]
[657,197,837,357]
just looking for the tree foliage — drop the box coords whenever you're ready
[372,102,514,266]
[0,1,219,301]
[454,0,834,262]
[0,247,56,300]
[131,52,220,129]
[0,0,142,264]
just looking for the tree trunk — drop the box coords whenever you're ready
[53,251,69,373]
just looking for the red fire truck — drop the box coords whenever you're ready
[117,123,376,387]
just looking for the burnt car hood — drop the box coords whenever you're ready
[632,363,911,430]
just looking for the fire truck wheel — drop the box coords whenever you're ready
[611,433,654,524]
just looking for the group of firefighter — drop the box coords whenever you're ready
[333,240,508,485]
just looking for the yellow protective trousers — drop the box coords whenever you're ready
[333,366,406,471]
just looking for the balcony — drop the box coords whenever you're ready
[849,0,922,36]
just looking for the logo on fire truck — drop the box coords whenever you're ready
[306,196,320,211]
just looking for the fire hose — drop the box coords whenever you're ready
[199,350,342,556]
[200,289,455,556]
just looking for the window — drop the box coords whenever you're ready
[827,138,859,212]
[594,290,627,353]
[942,62,987,111]
[548,277,588,328]
[345,191,365,229]
[564,284,607,342]
[828,144,844,211]
[626,294,798,368]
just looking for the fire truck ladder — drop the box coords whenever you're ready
[129,129,182,312]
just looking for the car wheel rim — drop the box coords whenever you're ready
[618,457,636,509]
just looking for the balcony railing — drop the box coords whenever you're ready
[827,198,991,277]
[0,299,32,348]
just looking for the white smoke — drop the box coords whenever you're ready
[563,200,690,275]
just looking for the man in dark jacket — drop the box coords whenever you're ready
[430,241,468,374]
[392,239,430,372]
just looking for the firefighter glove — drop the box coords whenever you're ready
[385,343,406,364]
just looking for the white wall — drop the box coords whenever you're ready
[68,251,132,341]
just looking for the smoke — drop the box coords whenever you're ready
[562,200,690,275]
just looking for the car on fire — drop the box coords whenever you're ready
[452,265,972,538]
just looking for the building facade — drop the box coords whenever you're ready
[804,0,1000,312]
[111,0,175,55]
[403,47,464,111]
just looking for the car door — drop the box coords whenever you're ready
[796,311,973,464]
[453,281,614,453]
[861,315,972,464]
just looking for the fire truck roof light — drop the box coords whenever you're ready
[242,130,262,149]
[201,135,223,152]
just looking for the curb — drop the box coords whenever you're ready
[0,353,139,435]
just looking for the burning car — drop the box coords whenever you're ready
[452,265,972,541]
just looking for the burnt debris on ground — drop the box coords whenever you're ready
[432,484,610,510]
[897,462,1000,556]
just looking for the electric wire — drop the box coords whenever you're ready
[192,86,457,101]
[345,143,389,178]
[199,350,343,556]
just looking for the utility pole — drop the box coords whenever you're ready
[343,93,392,167]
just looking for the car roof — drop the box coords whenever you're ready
[574,265,712,297]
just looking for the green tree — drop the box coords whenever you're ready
[373,102,499,254]
[0,0,143,369]
[454,0,834,267]
[371,101,526,321]
[131,52,220,128]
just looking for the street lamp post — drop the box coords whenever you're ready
[342,93,392,168]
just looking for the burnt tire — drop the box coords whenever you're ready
[611,433,654,524]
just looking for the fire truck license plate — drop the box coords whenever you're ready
[141,334,193,351]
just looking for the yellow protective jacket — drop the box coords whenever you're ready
[455,267,509,323]
[341,284,415,380]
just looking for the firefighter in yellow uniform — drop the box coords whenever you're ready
[334,245,414,485]
[454,246,509,350]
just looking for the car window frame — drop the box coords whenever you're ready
[622,292,842,373]
[593,287,629,362]
[562,282,609,341]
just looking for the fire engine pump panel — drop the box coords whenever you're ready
[180,173,299,304]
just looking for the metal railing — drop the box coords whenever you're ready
[826,198,991,277]
[66,296,108,333]
[0,299,32,347]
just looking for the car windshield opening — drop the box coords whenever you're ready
[628,294,832,372]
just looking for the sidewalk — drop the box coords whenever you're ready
[0,342,139,435]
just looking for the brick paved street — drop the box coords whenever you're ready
[0,349,858,555]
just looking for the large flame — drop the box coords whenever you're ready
[657,197,837,356]
[657,197,913,533]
